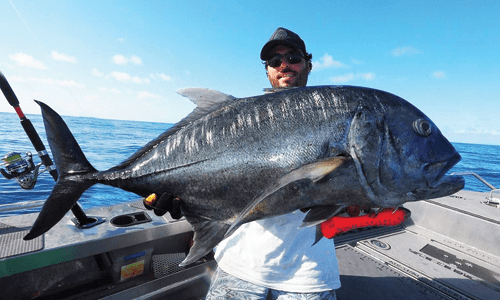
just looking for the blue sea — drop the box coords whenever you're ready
[1,111,499,216]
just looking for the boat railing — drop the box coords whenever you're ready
[0,199,44,214]
[451,172,500,208]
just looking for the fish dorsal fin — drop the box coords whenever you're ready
[178,88,235,113]
[110,89,235,171]
[167,88,236,136]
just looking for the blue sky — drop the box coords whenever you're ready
[1,0,499,145]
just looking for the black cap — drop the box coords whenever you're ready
[260,27,307,60]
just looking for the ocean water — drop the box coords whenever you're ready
[0,112,172,215]
[1,112,499,216]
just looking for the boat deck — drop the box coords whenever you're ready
[335,190,500,300]
[1,190,499,299]
[0,199,215,299]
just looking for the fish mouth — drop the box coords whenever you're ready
[424,152,463,189]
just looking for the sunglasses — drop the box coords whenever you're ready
[267,52,304,68]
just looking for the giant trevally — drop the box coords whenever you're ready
[24,86,464,266]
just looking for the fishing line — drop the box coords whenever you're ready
[8,0,43,52]
[7,0,84,113]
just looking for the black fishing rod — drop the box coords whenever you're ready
[0,71,58,181]
[0,70,100,227]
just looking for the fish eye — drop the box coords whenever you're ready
[413,119,432,137]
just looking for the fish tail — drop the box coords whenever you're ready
[24,101,97,240]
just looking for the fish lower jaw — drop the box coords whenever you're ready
[423,153,462,187]
[412,175,465,200]
[425,174,461,189]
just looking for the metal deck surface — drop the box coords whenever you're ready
[1,190,499,299]
[335,190,500,300]
[0,200,191,277]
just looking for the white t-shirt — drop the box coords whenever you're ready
[215,210,341,293]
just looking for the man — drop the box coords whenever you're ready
[205,27,340,300]
[261,28,312,88]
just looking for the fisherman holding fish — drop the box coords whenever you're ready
[24,24,464,299]
[205,27,341,300]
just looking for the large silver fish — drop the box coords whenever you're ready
[24,86,464,266]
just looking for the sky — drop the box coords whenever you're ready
[1,0,499,146]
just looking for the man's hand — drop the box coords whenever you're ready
[143,192,183,219]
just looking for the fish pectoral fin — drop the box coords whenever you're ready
[180,216,230,267]
[300,204,345,228]
[225,156,349,236]
[297,156,350,183]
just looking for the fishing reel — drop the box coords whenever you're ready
[0,151,48,189]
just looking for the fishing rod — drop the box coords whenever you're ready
[0,70,103,228]
[0,71,58,182]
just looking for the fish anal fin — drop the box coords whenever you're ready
[180,216,230,267]
[300,204,345,228]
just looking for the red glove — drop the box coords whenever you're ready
[320,207,410,239]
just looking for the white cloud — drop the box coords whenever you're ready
[330,72,375,84]
[112,55,128,65]
[360,73,375,80]
[156,73,172,81]
[110,71,150,84]
[137,91,161,100]
[92,68,104,77]
[452,129,500,135]
[312,53,344,71]
[112,54,142,65]
[130,55,142,65]
[330,73,355,83]
[110,71,131,81]
[391,46,423,57]
[56,79,84,87]
[132,76,151,84]
[99,87,122,94]
[433,71,446,79]
[51,51,76,63]
[10,76,84,88]
[9,53,47,69]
